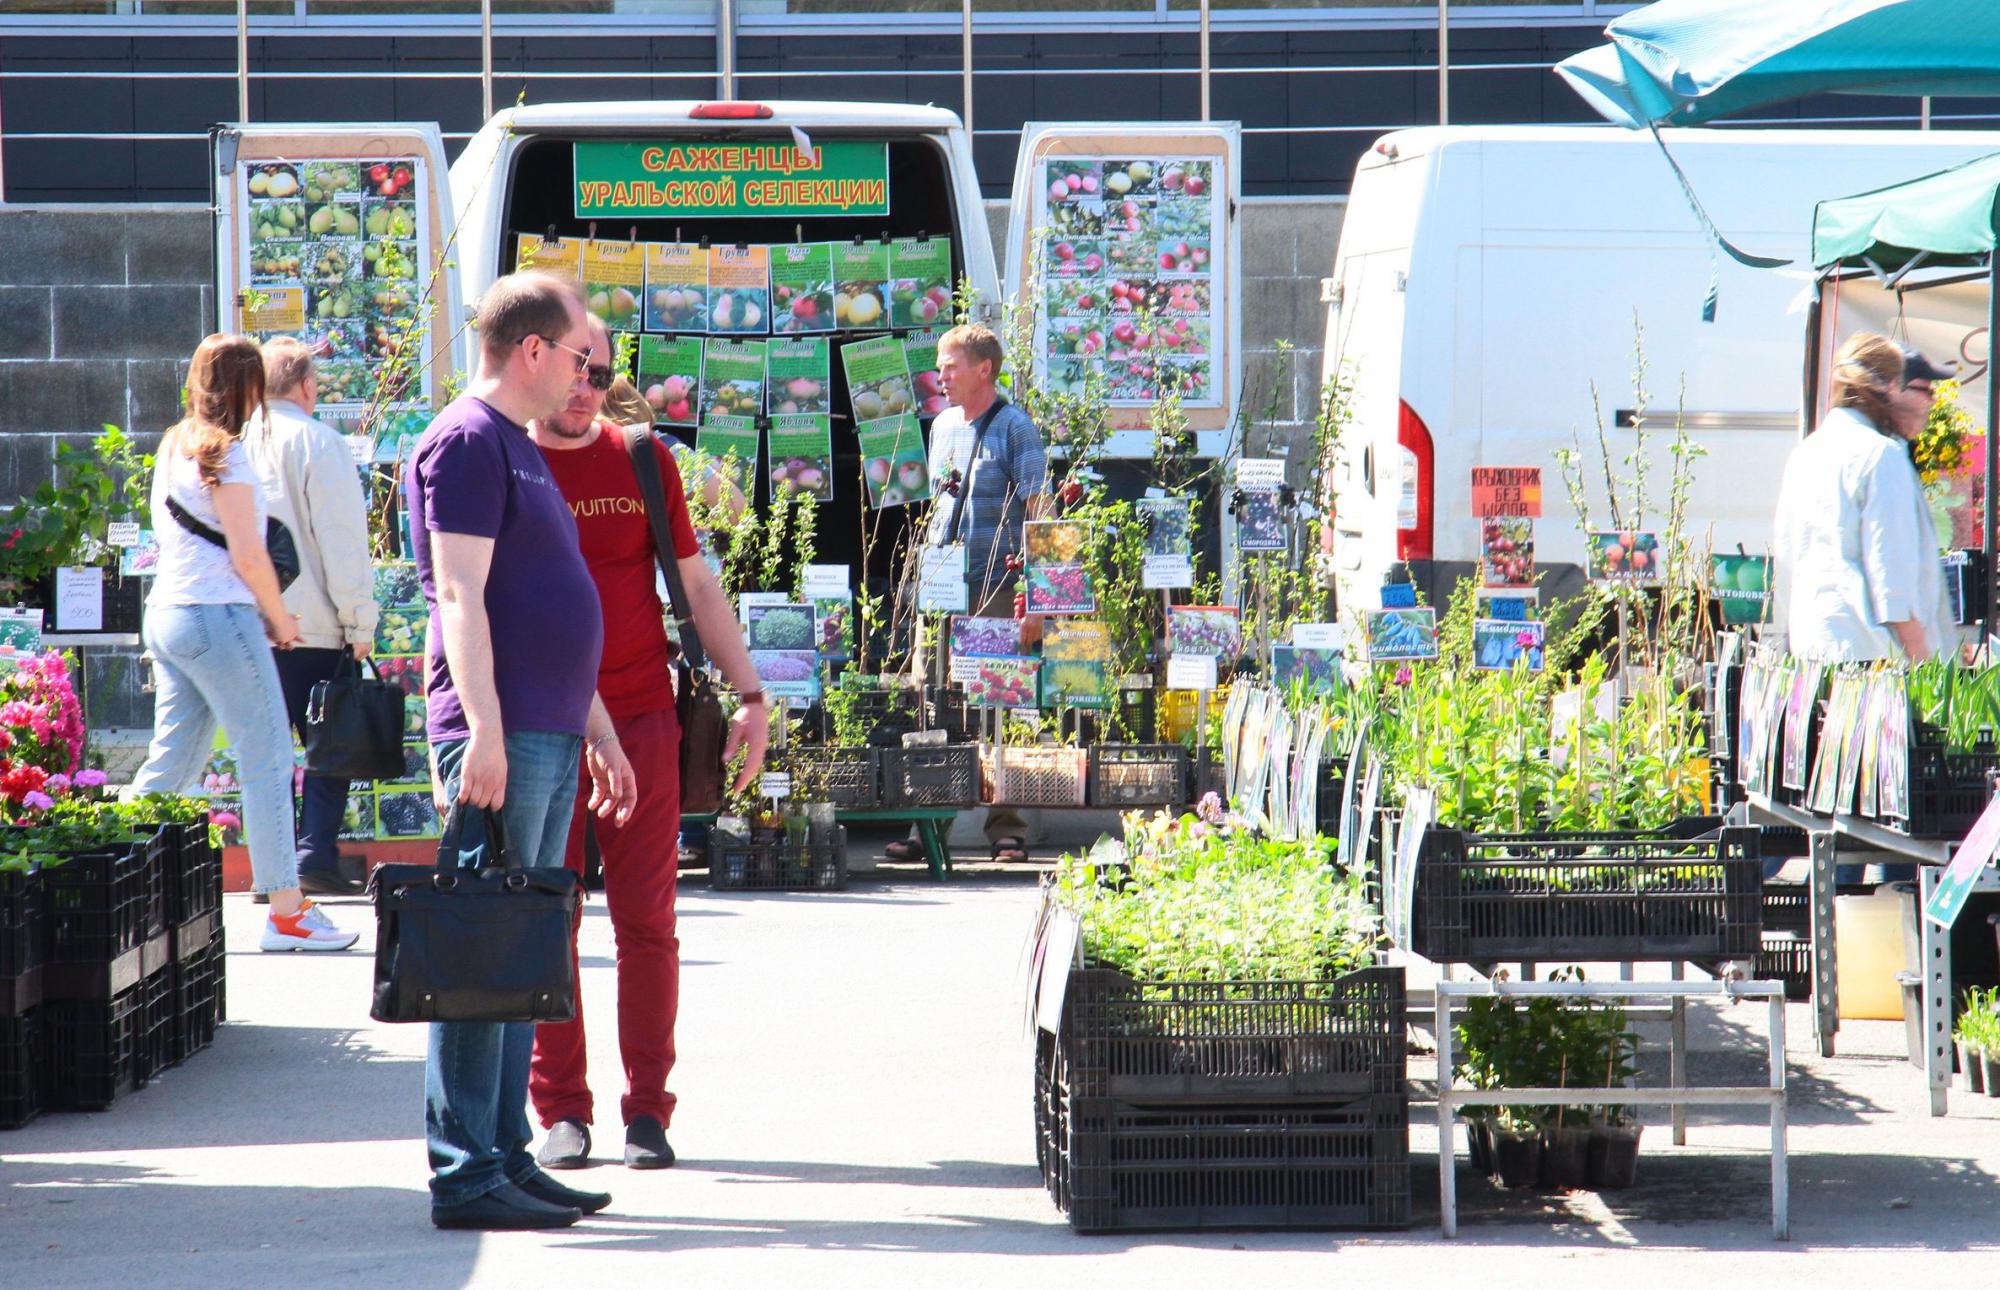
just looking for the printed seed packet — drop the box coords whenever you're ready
[813,595,853,661]
[1040,617,1112,661]
[119,531,161,578]
[1271,645,1343,688]
[1472,619,1545,672]
[1042,658,1111,709]
[706,244,771,335]
[582,239,645,331]
[888,236,952,329]
[373,654,426,697]
[856,413,930,508]
[958,654,1039,708]
[1139,495,1194,590]
[376,787,442,840]
[1024,520,1096,616]
[375,603,424,656]
[643,242,707,332]
[1711,553,1772,625]
[767,414,834,501]
[746,603,817,652]
[1367,607,1440,662]
[338,789,376,844]
[1167,606,1240,659]
[637,335,703,427]
[515,232,582,279]
[1481,515,1535,589]
[770,242,836,334]
[1586,530,1662,583]
[1236,485,1284,552]
[765,336,831,415]
[833,240,891,330]
[840,335,916,422]
[950,615,1022,659]
[696,416,761,495]
[0,608,43,658]
[903,328,950,420]
[698,338,767,421]
[750,649,820,699]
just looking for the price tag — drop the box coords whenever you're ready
[1469,466,1543,518]
[760,772,792,800]
[1117,673,1155,690]
[1291,622,1344,650]
[54,566,104,631]
[1380,583,1418,609]
[1166,654,1218,691]
[918,544,969,614]
[1142,554,1193,590]
[106,522,141,548]
[802,563,851,600]
[1235,458,1285,487]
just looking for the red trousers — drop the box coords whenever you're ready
[529,704,682,1128]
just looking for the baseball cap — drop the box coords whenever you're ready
[1903,346,1955,384]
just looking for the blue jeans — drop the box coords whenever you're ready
[424,729,583,1207]
[133,602,299,894]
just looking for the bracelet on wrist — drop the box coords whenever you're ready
[589,732,619,752]
[737,689,768,707]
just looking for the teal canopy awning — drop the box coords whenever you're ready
[1813,152,2000,272]
[1557,0,2000,130]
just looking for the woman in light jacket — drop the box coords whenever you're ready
[131,333,358,951]
[1773,331,1956,664]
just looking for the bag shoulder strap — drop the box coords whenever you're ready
[165,494,228,549]
[623,425,708,671]
[942,398,1007,547]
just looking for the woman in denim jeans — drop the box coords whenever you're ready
[130,334,358,951]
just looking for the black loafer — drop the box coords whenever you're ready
[537,1118,591,1170]
[431,1182,580,1230]
[517,1170,612,1215]
[299,868,365,896]
[625,1115,675,1169]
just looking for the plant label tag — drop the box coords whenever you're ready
[1143,486,1167,499]
[1379,583,1417,609]
[1926,794,2000,930]
[0,607,44,661]
[737,591,789,625]
[1118,673,1154,690]
[948,656,984,684]
[1167,654,1218,691]
[54,566,104,632]
[760,772,792,800]
[1235,458,1285,487]
[106,522,141,548]
[1291,622,1344,649]
[801,563,851,599]
[1469,466,1543,517]
[1483,594,1533,622]
[1033,906,1081,1035]
[918,545,969,613]
[345,435,376,466]
[1142,554,1194,590]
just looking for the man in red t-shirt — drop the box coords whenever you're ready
[527,314,769,1171]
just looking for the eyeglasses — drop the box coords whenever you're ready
[585,365,615,392]
[527,333,592,375]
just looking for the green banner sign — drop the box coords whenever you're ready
[573,140,891,219]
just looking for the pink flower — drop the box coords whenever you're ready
[212,811,241,830]
[1196,791,1225,825]
[1393,664,1414,688]
[42,773,70,794]
[21,790,53,811]
[0,700,36,726]
[74,769,106,788]
[1516,630,1538,648]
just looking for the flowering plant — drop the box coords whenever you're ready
[0,652,86,821]
[1914,379,1975,489]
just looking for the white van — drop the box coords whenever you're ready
[1321,125,2000,612]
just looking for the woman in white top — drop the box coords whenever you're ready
[1772,331,1957,664]
[129,334,357,951]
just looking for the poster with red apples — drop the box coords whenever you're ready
[1036,156,1220,407]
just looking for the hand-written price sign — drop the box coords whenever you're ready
[1470,467,1543,518]
[574,141,891,219]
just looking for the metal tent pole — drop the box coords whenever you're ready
[481,0,494,120]
[717,0,736,100]
[237,0,250,123]
[1437,0,1449,125]
[1987,250,1999,635]
[1199,0,1211,122]
[962,0,974,135]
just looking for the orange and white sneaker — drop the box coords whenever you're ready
[260,900,360,952]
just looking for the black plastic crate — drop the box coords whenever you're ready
[797,747,880,809]
[1882,741,2000,839]
[1758,935,1812,1002]
[881,744,979,808]
[1313,763,1349,839]
[1088,744,1190,808]
[1062,963,1407,1102]
[0,869,42,979]
[1762,883,1810,938]
[171,940,222,1064]
[1411,825,1764,965]
[1054,1091,1410,1232]
[710,828,848,891]
[134,965,175,1084]
[161,823,221,927]
[0,1010,38,1130]
[924,686,975,744]
[42,845,151,967]
[42,984,141,1111]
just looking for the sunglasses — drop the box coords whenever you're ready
[528,333,592,375]
[585,365,614,392]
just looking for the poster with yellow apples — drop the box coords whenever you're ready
[240,155,435,420]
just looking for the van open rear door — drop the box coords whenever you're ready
[1004,122,1241,458]
[212,124,463,463]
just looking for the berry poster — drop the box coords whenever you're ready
[1034,156,1220,407]
[240,156,436,433]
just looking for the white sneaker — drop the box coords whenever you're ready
[260,900,361,952]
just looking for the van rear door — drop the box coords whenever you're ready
[213,123,463,461]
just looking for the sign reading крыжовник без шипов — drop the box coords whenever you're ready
[572,141,891,219]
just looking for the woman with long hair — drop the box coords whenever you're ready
[130,334,357,951]
[1773,330,1957,664]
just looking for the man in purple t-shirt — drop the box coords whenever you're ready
[407,271,638,1232]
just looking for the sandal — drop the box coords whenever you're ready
[990,836,1028,863]
[884,839,924,862]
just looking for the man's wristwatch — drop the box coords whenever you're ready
[738,689,768,707]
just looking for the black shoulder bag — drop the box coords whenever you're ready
[623,426,730,814]
[369,803,581,1024]
[303,652,408,780]
[165,494,302,592]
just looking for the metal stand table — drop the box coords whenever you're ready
[1435,977,1789,1240]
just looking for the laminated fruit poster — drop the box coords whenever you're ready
[1033,156,1220,405]
[242,157,433,435]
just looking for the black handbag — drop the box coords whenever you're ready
[368,804,581,1024]
[165,494,302,591]
[303,652,407,780]
[624,425,730,814]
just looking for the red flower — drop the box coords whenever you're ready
[1,763,47,803]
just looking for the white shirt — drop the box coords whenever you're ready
[1772,405,1956,663]
[147,432,264,608]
